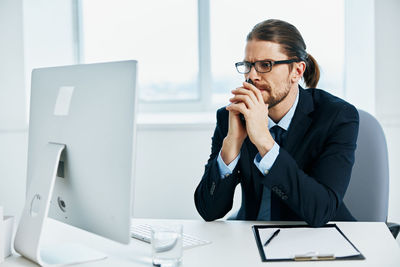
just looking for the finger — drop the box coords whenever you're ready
[243,82,263,103]
[226,102,248,116]
[229,94,254,109]
[231,87,258,104]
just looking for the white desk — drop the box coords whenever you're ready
[3,218,400,266]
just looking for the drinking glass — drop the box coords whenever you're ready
[151,224,183,267]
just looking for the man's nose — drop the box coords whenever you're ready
[246,65,260,81]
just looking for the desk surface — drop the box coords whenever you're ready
[4,219,400,267]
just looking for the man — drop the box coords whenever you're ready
[194,19,359,227]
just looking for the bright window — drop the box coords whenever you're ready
[79,0,344,111]
[80,0,199,102]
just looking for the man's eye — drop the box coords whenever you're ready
[259,62,271,69]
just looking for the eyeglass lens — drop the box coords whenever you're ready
[236,61,272,74]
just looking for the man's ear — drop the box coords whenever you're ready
[291,61,306,83]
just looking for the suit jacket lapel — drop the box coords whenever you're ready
[284,87,314,154]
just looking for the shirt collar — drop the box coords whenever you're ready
[268,87,299,131]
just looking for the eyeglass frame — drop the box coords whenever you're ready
[235,59,301,74]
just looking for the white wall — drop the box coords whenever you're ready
[0,133,27,221]
[133,123,214,219]
[375,0,400,224]
[0,0,27,219]
[344,0,375,114]
[0,0,26,130]
[132,116,242,220]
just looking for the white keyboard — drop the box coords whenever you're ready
[131,224,211,249]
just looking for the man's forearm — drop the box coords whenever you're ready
[220,135,245,165]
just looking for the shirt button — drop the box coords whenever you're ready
[264,170,269,175]
[238,170,241,174]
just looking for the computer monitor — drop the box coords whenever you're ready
[14,60,138,266]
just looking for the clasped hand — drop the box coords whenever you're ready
[225,82,274,157]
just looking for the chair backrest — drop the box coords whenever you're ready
[343,109,389,222]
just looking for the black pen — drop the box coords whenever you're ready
[263,229,280,246]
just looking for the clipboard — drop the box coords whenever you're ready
[252,224,365,262]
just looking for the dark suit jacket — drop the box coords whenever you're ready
[194,87,359,227]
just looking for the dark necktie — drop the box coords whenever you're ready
[270,125,286,146]
[257,125,286,221]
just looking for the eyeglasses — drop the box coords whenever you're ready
[235,59,300,74]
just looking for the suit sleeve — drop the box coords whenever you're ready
[261,104,359,227]
[194,109,240,221]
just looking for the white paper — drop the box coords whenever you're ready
[258,226,360,260]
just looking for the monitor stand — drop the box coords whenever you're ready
[14,143,107,266]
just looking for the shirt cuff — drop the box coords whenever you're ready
[253,142,280,175]
[217,150,240,179]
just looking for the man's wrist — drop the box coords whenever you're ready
[255,136,275,157]
[221,136,244,165]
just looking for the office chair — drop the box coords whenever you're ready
[343,109,399,238]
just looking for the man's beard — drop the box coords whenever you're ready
[257,79,292,108]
